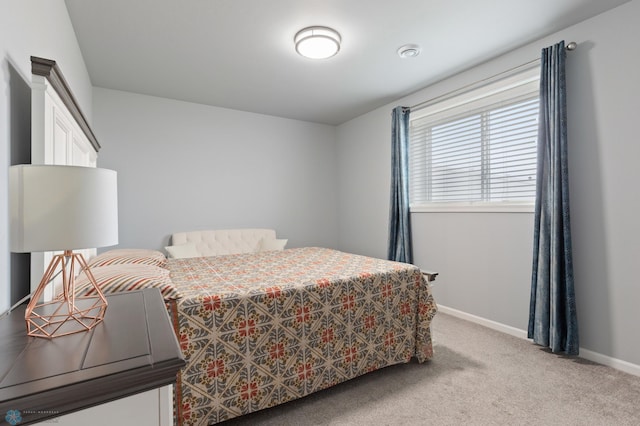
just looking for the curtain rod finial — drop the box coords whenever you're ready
[566,41,577,51]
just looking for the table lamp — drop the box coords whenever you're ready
[9,164,118,338]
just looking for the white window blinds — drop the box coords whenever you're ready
[409,66,540,211]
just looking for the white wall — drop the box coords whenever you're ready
[336,106,392,259]
[337,0,640,367]
[0,0,93,312]
[93,88,339,251]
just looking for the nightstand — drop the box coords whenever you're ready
[0,289,185,425]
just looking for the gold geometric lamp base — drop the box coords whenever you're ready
[25,250,108,339]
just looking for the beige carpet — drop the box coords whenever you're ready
[221,312,640,425]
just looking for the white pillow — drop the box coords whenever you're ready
[165,243,200,259]
[259,238,288,252]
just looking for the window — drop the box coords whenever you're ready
[409,66,540,212]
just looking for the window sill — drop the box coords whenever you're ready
[410,203,534,213]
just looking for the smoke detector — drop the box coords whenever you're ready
[397,44,421,58]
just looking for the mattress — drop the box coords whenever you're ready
[167,247,437,425]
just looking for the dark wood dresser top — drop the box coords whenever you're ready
[0,289,185,425]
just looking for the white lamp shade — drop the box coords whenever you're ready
[9,165,118,252]
[294,26,341,59]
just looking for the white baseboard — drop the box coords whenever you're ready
[578,348,640,377]
[436,304,640,378]
[437,305,528,339]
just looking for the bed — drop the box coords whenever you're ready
[80,230,437,425]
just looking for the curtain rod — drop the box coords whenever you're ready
[410,41,577,111]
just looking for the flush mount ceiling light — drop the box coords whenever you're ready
[294,26,341,59]
[397,44,421,58]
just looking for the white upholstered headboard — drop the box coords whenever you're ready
[170,228,278,257]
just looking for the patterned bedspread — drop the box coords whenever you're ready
[167,247,437,425]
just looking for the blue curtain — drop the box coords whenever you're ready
[528,41,578,355]
[387,106,412,264]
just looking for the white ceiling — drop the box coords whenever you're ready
[64,0,629,125]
